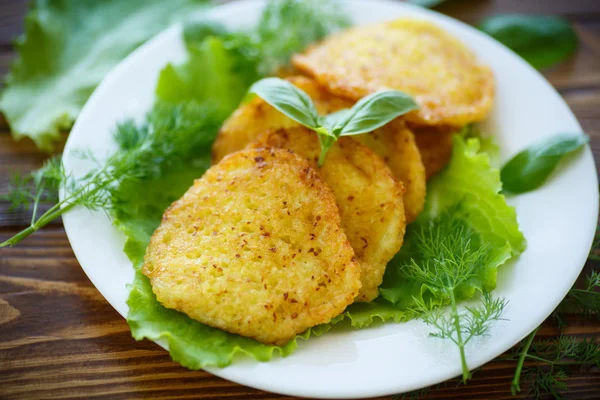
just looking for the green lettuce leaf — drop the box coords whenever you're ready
[127,271,300,368]
[423,136,525,254]
[0,0,210,150]
[378,136,525,310]
[156,37,259,122]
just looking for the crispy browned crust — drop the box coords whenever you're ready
[293,19,495,127]
[143,149,361,345]
[249,127,406,302]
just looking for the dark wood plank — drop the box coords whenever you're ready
[0,0,27,45]
[438,0,600,22]
[545,22,600,91]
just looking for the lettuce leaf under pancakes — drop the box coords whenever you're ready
[377,136,525,313]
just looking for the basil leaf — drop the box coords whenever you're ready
[246,79,417,167]
[247,78,321,130]
[320,108,351,134]
[478,15,578,70]
[336,90,418,136]
[501,134,589,194]
[408,0,447,8]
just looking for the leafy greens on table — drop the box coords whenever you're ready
[478,14,579,70]
[0,0,212,151]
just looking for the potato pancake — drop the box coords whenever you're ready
[214,76,426,223]
[293,19,495,127]
[249,127,405,302]
[413,126,455,179]
[143,149,361,345]
[354,120,426,222]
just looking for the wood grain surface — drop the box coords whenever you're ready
[1,1,599,399]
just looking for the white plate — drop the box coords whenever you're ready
[62,0,599,398]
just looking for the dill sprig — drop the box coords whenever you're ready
[588,227,600,262]
[558,270,600,319]
[401,210,507,383]
[511,332,600,399]
[392,224,599,399]
[510,227,600,398]
[552,230,600,328]
[1,101,219,247]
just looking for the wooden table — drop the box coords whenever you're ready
[1,1,599,399]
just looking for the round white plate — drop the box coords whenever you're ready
[62,0,598,398]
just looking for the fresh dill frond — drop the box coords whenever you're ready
[2,156,63,212]
[416,292,507,383]
[1,101,220,248]
[2,172,35,211]
[524,366,569,400]
[554,269,600,327]
[588,226,600,262]
[511,333,600,398]
[254,0,350,75]
[397,208,507,383]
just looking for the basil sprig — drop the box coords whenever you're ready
[407,0,447,8]
[500,133,589,194]
[247,77,418,165]
[478,14,578,70]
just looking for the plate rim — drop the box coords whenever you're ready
[61,0,599,398]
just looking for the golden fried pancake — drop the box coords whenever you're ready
[214,76,426,222]
[293,19,495,127]
[143,149,361,345]
[249,127,405,301]
[412,126,455,179]
[354,120,426,222]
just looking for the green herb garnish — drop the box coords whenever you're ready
[1,102,221,248]
[247,77,418,165]
[478,14,579,70]
[384,208,508,382]
[500,133,589,195]
[0,0,212,150]
[407,0,448,8]
[511,332,600,399]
